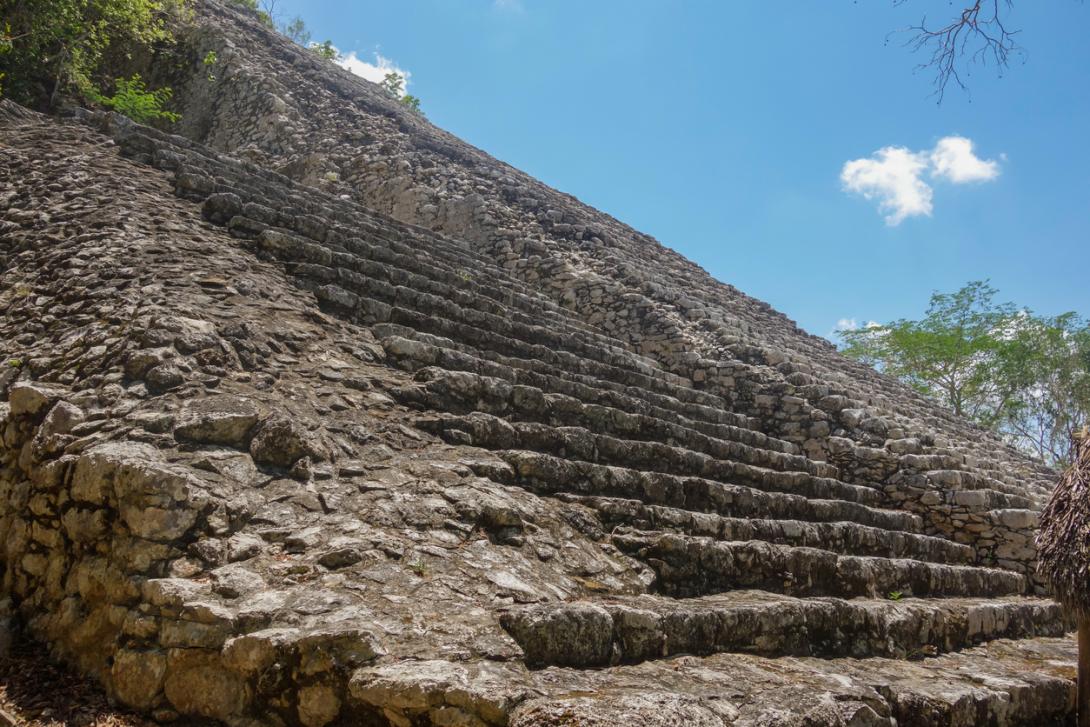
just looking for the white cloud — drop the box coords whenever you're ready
[841,136,1001,225]
[835,318,880,332]
[336,50,411,94]
[929,136,1000,183]
[841,146,933,226]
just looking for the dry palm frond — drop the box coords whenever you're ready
[1038,431,1090,618]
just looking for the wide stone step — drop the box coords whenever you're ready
[347,638,1076,726]
[487,449,921,533]
[383,329,765,437]
[917,468,1035,509]
[245,222,721,405]
[571,495,973,564]
[397,367,826,478]
[500,591,1070,667]
[614,531,1027,598]
[127,117,1054,507]
[312,275,732,421]
[426,412,881,506]
[155,139,710,406]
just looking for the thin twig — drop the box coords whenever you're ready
[891,0,1024,102]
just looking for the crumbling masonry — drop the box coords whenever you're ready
[0,2,1076,724]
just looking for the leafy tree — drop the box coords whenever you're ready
[839,281,1090,466]
[0,0,184,111]
[380,71,423,115]
[279,16,310,47]
[380,71,404,97]
[309,40,338,61]
[839,281,1015,422]
[995,313,1090,464]
[226,0,272,27]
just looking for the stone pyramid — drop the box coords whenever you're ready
[0,1,1075,724]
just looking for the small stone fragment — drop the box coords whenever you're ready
[249,414,321,468]
[145,363,185,393]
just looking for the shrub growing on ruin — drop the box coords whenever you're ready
[225,0,272,27]
[279,16,310,47]
[202,49,218,81]
[0,0,186,113]
[309,40,339,61]
[380,71,424,116]
[91,74,180,123]
[0,23,11,97]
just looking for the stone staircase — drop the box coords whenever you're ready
[153,0,1056,593]
[0,101,1053,724]
[176,0,1058,511]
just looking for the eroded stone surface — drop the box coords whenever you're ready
[0,7,1072,723]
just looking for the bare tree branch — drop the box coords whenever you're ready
[259,0,281,25]
[892,0,1024,102]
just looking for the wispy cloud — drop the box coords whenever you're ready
[336,50,411,93]
[829,317,881,341]
[841,136,1001,225]
[835,318,880,332]
[493,0,524,11]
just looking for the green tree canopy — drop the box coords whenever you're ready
[379,71,423,115]
[309,39,338,61]
[280,16,310,47]
[0,0,185,110]
[380,71,404,98]
[839,281,1090,466]
[996,312,1090,463]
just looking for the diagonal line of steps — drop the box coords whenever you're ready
[56,101,1070,727]
[120,125,728,405]
[345,637,1076,726]
[111,114,1054,510]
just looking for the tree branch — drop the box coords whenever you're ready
[892,0,1024,102]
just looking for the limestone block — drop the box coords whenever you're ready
[9,382,67,419]
[173,395,260,446]
[111,648,168,710]
[164,648,246,720]
[249,414,321,468]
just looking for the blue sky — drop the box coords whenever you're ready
[270,0,1089,339]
